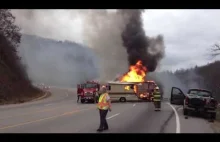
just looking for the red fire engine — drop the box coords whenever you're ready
[77,81,100,103]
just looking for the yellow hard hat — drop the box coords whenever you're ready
[155,86,159,90]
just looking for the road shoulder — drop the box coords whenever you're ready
[211,121,220,133]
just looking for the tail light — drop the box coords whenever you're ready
[185,97,189,105]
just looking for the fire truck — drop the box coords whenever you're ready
[77,81,100,103]
[136,80,157,101]
[106,81,157,102]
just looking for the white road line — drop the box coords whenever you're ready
[133,104,136,107]
[167,103,181,133]
[66,92,69,97]
[44,104,53,106]
[107,113,120,119]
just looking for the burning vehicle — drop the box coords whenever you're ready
[107,60,158,102]
[76,10,164,104]
[107,80,157,102]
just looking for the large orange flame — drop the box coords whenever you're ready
[120,60,147,82]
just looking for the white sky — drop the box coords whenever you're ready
[142,9,220,71]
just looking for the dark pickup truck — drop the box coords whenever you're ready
[170,87,218,121]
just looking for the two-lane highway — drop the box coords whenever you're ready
[0,87,216,133]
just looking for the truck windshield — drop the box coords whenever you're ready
[188,90,211,97]
[84,83,97,88]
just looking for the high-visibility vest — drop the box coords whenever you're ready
[153,91,161,102]
[97,93,109,110]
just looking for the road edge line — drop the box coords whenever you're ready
[166,103,181,133]
[30,91,52,102]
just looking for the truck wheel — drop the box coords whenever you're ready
[119,97,126,102]
[170,100,174,105]
[212,112,217,120]
[209,112,216,122]
[81,99,85,103]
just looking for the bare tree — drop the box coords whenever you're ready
[210,43,220,57]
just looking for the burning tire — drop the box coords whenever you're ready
[119,97,126,102]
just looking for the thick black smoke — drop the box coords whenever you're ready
[120,9,165,72]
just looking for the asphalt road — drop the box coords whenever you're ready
[0,87,215,133]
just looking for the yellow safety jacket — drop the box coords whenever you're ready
[153,91,161,102]
[97,93,109,110]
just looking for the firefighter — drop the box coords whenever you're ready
[77,94,80,103]
[97,86,112,132]
[153,86,161,111]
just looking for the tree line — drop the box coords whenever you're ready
[0,9,42,104]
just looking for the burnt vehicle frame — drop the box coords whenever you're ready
[170,87,217,121]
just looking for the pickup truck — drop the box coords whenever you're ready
[170,87,218,121]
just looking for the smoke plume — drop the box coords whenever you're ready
[79,10,129,81]
[120,9,165,72]
[12,10,130,82]
[12,9,165,85]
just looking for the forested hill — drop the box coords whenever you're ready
[18,34,99,87]
[148,61,220,100]
[0,10,43,104]
[174,61,220,100]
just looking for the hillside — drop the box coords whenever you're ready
[0,9,99,105]
[18,34,99,88]
[0,10,43,104]
[174,61,220,100]
[148,61,220,100]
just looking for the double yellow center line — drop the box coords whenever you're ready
[0,106,95,130]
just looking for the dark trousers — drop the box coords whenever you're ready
[99,109,108,129]
[154,101,161,108]
[77,95,80,103]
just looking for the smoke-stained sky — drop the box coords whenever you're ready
[143,10,220,71]
[13,9,220,72]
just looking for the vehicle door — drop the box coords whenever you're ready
[170,87,185,105]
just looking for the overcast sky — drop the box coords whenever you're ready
[143,10,220,71]
[13,9,220,72]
